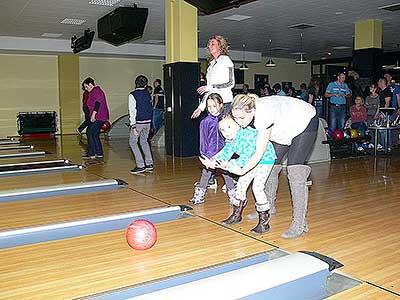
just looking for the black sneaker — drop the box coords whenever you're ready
[82,154,95,159]
[145,164,154,172]
[130,167,146,174]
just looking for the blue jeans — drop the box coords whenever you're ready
[329,104,346,131]
[152,108,164,135]
[86,120,103,156]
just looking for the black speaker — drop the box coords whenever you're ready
[98,6,148,46]
[184,0,257,15]
[164,62,200,157]
[72,29,95,54]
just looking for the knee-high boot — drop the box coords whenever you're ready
[281,165,311,239]
[264,164,282,215]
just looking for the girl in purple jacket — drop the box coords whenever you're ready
[189,93,236,205]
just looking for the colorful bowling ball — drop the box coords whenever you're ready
[324,127,333,139]
[332,129,344,140]
[126,219,157,250]
[357,129,365,137]
[349,128,358,138]
[101,120,111,132]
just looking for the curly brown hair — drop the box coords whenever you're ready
[207,35,230,62]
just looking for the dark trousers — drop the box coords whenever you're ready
[273,114,319,165]
[87,120,103,156]
[78,106,90,133]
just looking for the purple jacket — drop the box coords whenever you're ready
[87,86,109,121]
[200,113,225,158]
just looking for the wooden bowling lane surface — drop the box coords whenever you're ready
[87,146,400,295]
[0,217,271,300]
[0,188,167,230]
[327,284,399,300]
[0,170,101,191]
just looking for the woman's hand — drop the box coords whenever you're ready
[191,108,202,119]
[197,86,207,95]
[224,163,245,175]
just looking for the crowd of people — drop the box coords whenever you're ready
[78,33,400,240]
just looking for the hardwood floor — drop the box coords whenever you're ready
[1,135,399,299]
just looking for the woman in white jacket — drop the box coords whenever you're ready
[191,35,235,118]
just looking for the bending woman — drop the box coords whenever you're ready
[226,93,318,239]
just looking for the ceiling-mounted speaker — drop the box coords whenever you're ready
[184,0,257,15]
[98,6,148,46]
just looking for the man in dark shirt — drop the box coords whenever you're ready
[377,78,393,151]
[152,79,165,135]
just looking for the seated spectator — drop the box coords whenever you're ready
[350,96,367,132]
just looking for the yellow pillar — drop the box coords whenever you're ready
[58,54,80,135]
[165,0,198,63]
[354,19,382,50]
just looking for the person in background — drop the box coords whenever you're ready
[287,86,297,98]
[82,77,109,159]
[377,78,393,151]
[298,83,307,101]
[76,84,90,135]
[307,78,321,105]
[350,96,368,132]
[152,79,165,136]
[272,83,286,96]
[243,83,250,94]
[384,72,400,147]
[365,83,380,124]
[129,75,154,174]
[325,72,352,130]
[200,72,207,87]
[191,35,235,118]
[146,85,153,96]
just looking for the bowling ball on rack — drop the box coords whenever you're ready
[126,219,157,250]
[349,128,359,138]
[343,129,351,139]
[357,129,366,137]
[325,127,333,139]
[101,120,111,132]
[332,129,344,140]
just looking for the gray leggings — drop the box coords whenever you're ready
[198,168,235,191]
[273,114,318,165]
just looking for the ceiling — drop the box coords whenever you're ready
[1,0,400,60]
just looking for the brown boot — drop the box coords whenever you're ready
[251,210,270,234]
[221,200,246,225]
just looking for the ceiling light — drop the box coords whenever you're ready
[332,46,351,50]
[88,0,121,6]
[41,33,63,38]
[288,23,317,30]
[295,33,307,64]
[265,40,276,67]
[223,15,252,21]
[239,43,249,70]
[335,11,343,15]
[378,3,400,11]
[61,18,86,25]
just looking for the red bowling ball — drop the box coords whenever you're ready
[126,220,157,250]
[332,129,344,140]
[101,120,111,132]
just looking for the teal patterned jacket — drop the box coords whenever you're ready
[216,127,276,167]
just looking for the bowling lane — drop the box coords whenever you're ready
[0,217,271,300]
[0,188,167,230]
[327,284,398,300]
[0,170,101,191]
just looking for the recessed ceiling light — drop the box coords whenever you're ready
[290,51,305,55]
[332,46,351,50]
[61,18,86,25]
[335,11,343,15]
[41,33,63,38]
[223,15,252,21]
[88,0,121,6]
[144,40,165,44]
[327,52,332,56]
